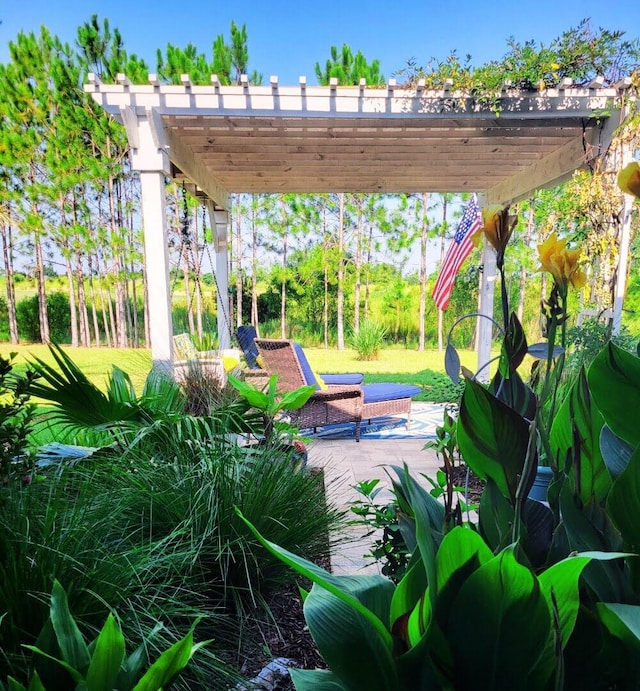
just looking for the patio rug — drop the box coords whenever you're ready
[305,402,448,440]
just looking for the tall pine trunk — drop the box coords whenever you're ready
[107,146,127,347]
[87,254,102,346]
[235,205,243,328]
[280,231,287,339]
[1,214,19,344]
[354,199,363,334]
[34,229,49,344]
[251,200,259,333]
[59,193,79,347]
[337,193,345,350]
[418,192,429,351]
[517,202,535,323]
[365,224,374,320]
[437,196,449,352]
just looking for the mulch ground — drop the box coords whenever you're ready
[449,463,485,504]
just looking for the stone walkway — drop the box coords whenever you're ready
[307,436,441,575]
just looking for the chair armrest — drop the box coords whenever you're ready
[320,373,365,385]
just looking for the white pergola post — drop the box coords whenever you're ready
[206,201,231,349]
[139,172,172,369]
[477,240,497,381]
[125,110,173,370]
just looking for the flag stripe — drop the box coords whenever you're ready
[432,196,483,311]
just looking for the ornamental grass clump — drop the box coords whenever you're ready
[351,320,387,361]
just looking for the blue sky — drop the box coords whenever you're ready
[2,0,640,83]
[2,1,638,274]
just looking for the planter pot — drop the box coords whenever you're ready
[529,465,553,503]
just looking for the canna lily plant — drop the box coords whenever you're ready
[239,181,640,689]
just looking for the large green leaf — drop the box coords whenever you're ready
[559,484,629,602]
[458,380,532,501]
[550,367,609,504]
[597,602,640,652]
[489,369,537,420]
[520,499,554,568]
[478,480,515,552]
[447,546,550,690]
[426,528,494,686]
[133,629,209,691]
[538,555,600,649]
[118,622,165,690]
[488,314,536,419]
[28,345,139,427]
[49,580,90,675]
[289,668,346,690]
[278,385,316,411]
[85,614,125,691]
[5,673,45,691]
[530,552,627,689]
[503,312,529,372]
[600,425,635,479]
[302,581,398,691]
[435,527,493,591]
[398,466,444,611]
[607,444,640,591]
[588,342,640,447]
[390,558,427,635]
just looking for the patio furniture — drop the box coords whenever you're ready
[254,338,421,441]
[172,333,239,386]
[237,325,364,385]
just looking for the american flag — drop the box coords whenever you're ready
[432,195,483,311]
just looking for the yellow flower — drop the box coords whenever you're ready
[538,233,586,290]
[475,205,517,263]
[222,355,240,372]
[618,162,640,199]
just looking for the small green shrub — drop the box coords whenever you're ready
[0,297,9,341]
[16,293,71,343]
[349,478,410,583]
[351,321,387,361]
[565,317,638,376]
[0,353,38,485]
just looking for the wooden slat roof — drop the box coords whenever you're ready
[85,75,631,207]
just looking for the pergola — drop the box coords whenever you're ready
[85,74,634,372]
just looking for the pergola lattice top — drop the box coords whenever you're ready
[85,75,630,209]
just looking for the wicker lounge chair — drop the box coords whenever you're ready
[237,326,364,385]
[254,338,421,441]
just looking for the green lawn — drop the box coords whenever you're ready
[2,343,479,402]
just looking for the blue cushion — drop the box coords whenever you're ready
[320,373,364,385]
[293,342,320,389]
[362,383,421,404]
[237,326,260,369]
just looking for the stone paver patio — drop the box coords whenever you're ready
[307,436,440,575]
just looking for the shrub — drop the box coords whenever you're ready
[565,317,638,375]
[15,292,71,343]
[351,320,387,361]
[0,353,38,486]
[0,297,8,341]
